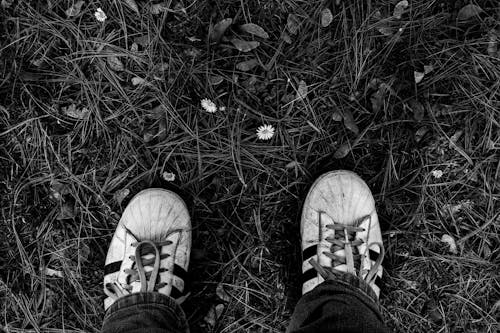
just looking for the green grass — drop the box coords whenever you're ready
[1,0,499,332]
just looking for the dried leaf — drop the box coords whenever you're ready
[1,0,13,8]
[281,31,292,44]
[296,80,308,100]
[377,26,395,36]
[113,188,130,205]
[143,129,156,143]
[332,111,343,122]
[408,99,425,121]
[393,0,408,19]
[230,38,260,52]
[370,89,384,112]
[210,18,233,43]
[216,283,231,302]
[124,0,139,14]
[158,119,167,141]
[285,161,300,169]
[44,267,64,278]
[287,14,300,35]
[65,0,85,17]
[130,42,139,52]
[49,180,71,201]
[57,202,76,220]
[239,23,269,39]
[414,71,424,84]
[131,77,146,86]
[162,172,176,181]
[204,304,224,327]
[415,126,429,142]
[440,234,457,254]
[134,35,151,47]
[320,8,333,27]
[423,65,434,74]
[457,4,484,21]
[62,104,90,119]
[487,29,498,57]
[334,142,351,159]
[150,2,169,15]
[107,55,124,72]
[236,58,259,72]
[342,110,359,135]
[208,75,224,85]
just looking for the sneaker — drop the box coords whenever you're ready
[103,188,191,310]
[300,170,384,297]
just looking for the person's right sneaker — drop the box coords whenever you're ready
[300,170,385,297]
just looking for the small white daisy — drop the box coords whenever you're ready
[256,124,275,140]
[94,8,107,22]
[218,106,226,112]
[200,98,217,113]
[162,172,176,182]
[431,169,444,179]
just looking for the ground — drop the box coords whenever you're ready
[0,0,499,332]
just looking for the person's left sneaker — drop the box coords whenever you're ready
[103,188,191,310]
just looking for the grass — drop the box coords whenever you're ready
[1,0,499,332]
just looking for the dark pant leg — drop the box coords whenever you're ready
[101,292,189,333]
[287,279,391,333]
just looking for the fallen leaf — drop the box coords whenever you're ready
[236,58,259,71]
[414,71,424,84]
[57,202,76,220]
[158,119,167,141]
[187,36,202,42]
[408,99,425,121]
[162,172,176,181]
[130,42,139,52]
[216,283,231,302]
[393,0,408,19]
[113,188,130,205]
[415,126,429,142]
[143,129,156,143]
[131,77,146,86]
[423,65,434,74]
[440,234,457,254]
[296,80,308,100]
[342,109,359,135]
[65,0,85,17]
[150,2,169,15]
[334,142,351,159]
[49,180,71,201]
[332,110,343,121]
[487,29,498,57]
[43,267,64,278]
[423,299,443,324]
[287,13,300,35]
[281,31,292,44]
[285,161,300,169]
[370,89,385,112]
[377,26,395,36]
[124,0,139,14]
[134,35,151,46]
[239,23,269,39]
[107,54,124,72]
[321,8,333,27]
[204,304,224,327]
[229,38,260,52]
[62,104,90,119]
[210,18,233,43]
[208,75,224,85]
[457,4,484,21]
[1,0,13,8]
